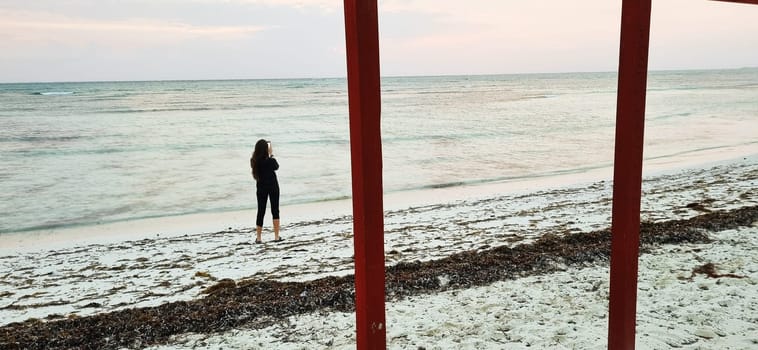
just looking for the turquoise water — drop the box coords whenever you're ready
[1,69,756,234]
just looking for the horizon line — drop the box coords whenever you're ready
[1,66,756,85]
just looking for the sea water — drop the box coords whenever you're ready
[0,69,756,235]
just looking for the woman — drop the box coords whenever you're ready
[251,139,280,243]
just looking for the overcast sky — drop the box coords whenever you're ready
[1,0,757,83]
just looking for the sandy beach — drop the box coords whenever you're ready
[147,225,758,350]
[1,153,757,349]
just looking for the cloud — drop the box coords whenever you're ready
[187,0,341,11]
[0,9,267,49]
[378,1,621,57]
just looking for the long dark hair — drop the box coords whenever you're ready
[251,139,269,181]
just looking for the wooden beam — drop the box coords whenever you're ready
[608,0,652,349]
[342,0,387,349]
[711,0,758,5]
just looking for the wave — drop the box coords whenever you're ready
[0,195,353,235]
[380,132,503,144]
[648,83,758,92]
[34,91,75,96]
[0,200,235,235]
[649,112,692,120]
[379,163,617,196]
[6,141,232,156]
[0,135,85,143]
[288,139,349,146]
[310,91,345,95]
[32,91,74,96]
[427,181,466,189]
[104,107,216,114]
[644,142,758,162]
[0,107,37,112]
[251,103,290,108]
[295,195,351,203]
[391,142,758,195]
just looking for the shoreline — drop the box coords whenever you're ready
[0,149,756,348]
[3,206,756,349]
[0,151,755,326]
[1,143,755,255]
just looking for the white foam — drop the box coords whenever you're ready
[38,91,74,95]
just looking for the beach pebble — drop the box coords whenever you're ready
[437,275,450,288]
[694,328,717,339]
[663,334,697,348]
[713,328,727,337]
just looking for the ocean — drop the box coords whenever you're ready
[0,69,756,235]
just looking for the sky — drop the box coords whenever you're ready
[1,0,757,83]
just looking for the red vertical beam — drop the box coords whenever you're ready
[343,0,386,349]
[608,0,651,349]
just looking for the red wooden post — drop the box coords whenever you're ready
[608,0,652,349]
[342,0,387,349]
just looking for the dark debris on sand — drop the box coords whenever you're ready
[1,206,756,350]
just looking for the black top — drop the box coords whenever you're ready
[253,157,279,189]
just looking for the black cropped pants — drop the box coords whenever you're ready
[256,185,280,227]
